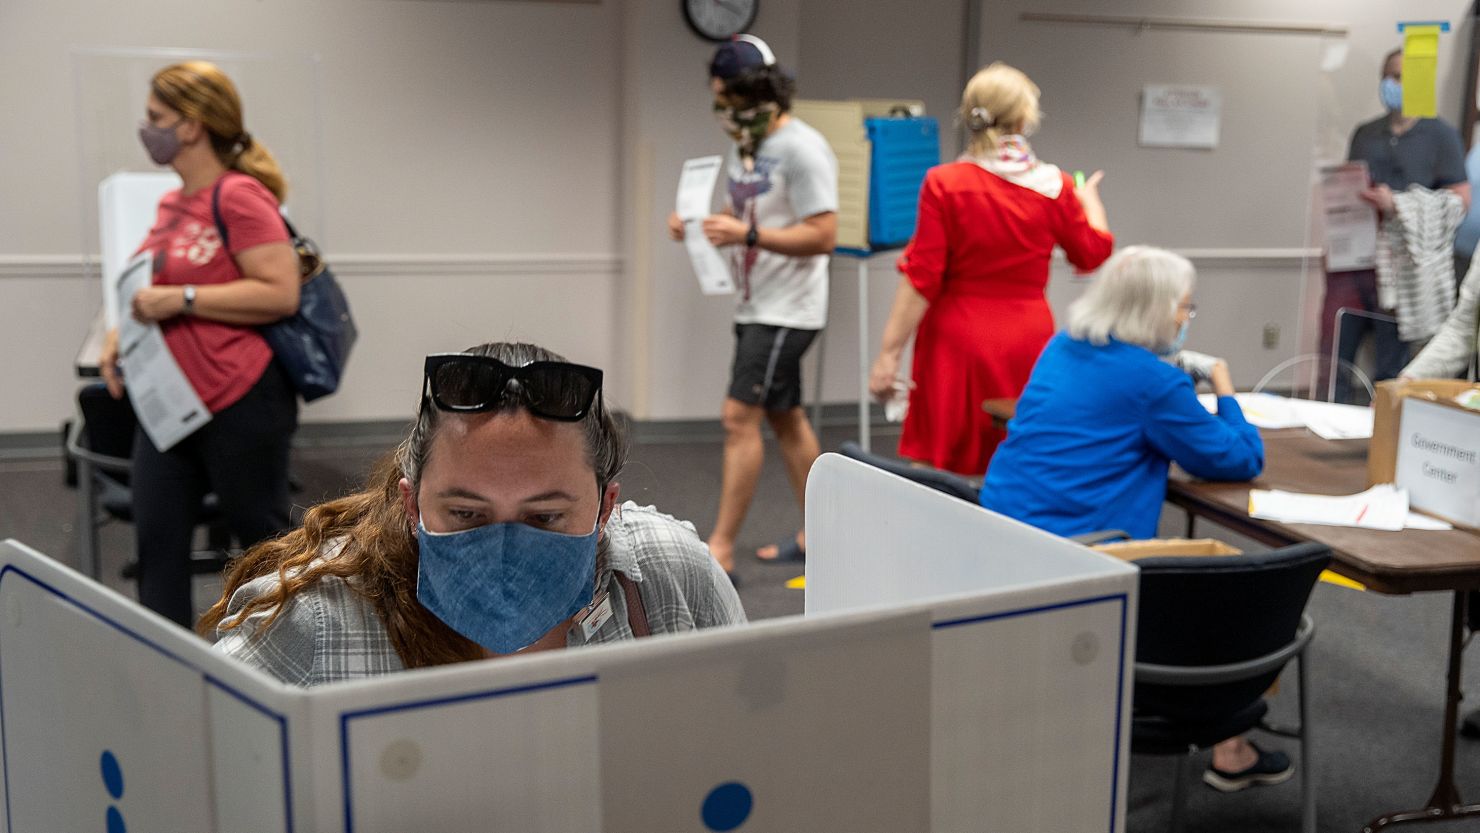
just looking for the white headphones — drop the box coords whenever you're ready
[733,33,777,67]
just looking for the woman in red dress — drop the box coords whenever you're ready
[869,63,1113,476]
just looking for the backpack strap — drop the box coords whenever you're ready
[210,178,230,250]
[614,572,651,638]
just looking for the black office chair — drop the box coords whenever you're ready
[66,383,232,582]
[838,441,979,503]
[1128,541,1329,833]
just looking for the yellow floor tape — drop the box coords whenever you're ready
[785,575,805,590]
[1320,569,1365,591]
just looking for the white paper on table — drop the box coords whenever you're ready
[1249,484,1408,531]
[675,155,722,221]
[1199,392,1303,429]
[114,252,211,452]
[1295,399,1375,440]
[1404,511,1454,531]
[1321,162,1378,272]
[1197,393,1373,438]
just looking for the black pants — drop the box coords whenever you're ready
[131,361,298,627]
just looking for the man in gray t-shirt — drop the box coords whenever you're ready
[666,35,838,575]
[1321,48,1469,397]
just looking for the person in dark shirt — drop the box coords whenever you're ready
[1320,47,1469,398]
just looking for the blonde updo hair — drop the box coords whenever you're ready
[150,61,287,203]
[960,62,1042,157]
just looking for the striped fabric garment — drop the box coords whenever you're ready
[1376,186,1465,341]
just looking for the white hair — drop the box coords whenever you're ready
[1066,246,1195,351]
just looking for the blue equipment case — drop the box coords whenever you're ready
[865,115,940,248]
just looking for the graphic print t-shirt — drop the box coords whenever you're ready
[724,118,839,330]
[134,172,289,413]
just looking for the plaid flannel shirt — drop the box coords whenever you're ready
[213,502,747,686]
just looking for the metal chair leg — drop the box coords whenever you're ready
[1298,652,1315,833]
[1169,749,1191,833]
[76,460,100,580]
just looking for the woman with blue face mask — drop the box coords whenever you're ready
[200,341,746,683]
[980,246,1276,789]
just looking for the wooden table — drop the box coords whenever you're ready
[1169,431,1480,831]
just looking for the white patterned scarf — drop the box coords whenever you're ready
[1377,186,1465,341]
[962,135,1063,199]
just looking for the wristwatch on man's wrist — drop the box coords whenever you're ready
[182,284,196,315]
[745,223,759,249]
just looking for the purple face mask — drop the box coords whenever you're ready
[138,118,184,165]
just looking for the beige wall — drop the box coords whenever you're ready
[0,0,1472,432]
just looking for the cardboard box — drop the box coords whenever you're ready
[1092,538,1241,561]
[1394,395,1480,529]
[1369,379,1480,486]
[791,98,925,251]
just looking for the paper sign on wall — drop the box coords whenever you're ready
[1401,24,1441,118]
[1139,85,1221,149]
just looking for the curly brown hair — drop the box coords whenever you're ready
[196,342,629,670]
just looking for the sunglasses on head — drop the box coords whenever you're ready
[422,353,604,422]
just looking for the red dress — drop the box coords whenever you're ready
[896,161,1113,476]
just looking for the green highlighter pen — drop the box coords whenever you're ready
[1073,170,1087,188]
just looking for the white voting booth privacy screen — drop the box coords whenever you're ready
[1,454,1135,832]
[807,454,1139,833]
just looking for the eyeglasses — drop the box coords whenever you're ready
[423,354,604,422]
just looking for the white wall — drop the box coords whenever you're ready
[0,0,1472,432]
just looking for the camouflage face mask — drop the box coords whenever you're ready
[714,101,779,165]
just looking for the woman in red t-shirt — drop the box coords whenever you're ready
[868,63,1114,477]
[98,61,302,627]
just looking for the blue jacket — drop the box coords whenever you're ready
[979,333,1263,539]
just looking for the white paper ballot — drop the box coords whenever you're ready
[1249,484,1409,531]
[676,155,723,221]
[684,220,735,295]
[677,156,735,295]
[114,253,211,452]
[1321,162,1378,272]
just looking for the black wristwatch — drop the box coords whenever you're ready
[745,223,759,248]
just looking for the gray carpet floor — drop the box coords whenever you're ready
[5,421,1480,832]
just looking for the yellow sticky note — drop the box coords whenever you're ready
[1402,25,1440,118]
[1319,569,1366,591]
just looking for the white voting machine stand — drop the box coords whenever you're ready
[98,171,180,330]
[1,457,1136,832]
[806,453,1140,833]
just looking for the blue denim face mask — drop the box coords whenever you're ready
[416,515,599,654]
[1158,320,1190,356]
[1379,77,1402,113]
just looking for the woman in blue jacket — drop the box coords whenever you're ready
[981,245,1283,791]
[981,245,1261,539]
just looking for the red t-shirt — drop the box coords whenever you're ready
[135,171,290,413]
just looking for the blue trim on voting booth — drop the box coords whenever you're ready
[0,564,295,833]
[337,674,599,833]
[1397,21,1450,32]
[933,591,1130,833]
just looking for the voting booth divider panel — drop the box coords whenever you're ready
[0,452,1136,832]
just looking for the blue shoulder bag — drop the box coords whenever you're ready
[211,180,357,402]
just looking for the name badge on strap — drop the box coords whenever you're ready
[577,591,615,641]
